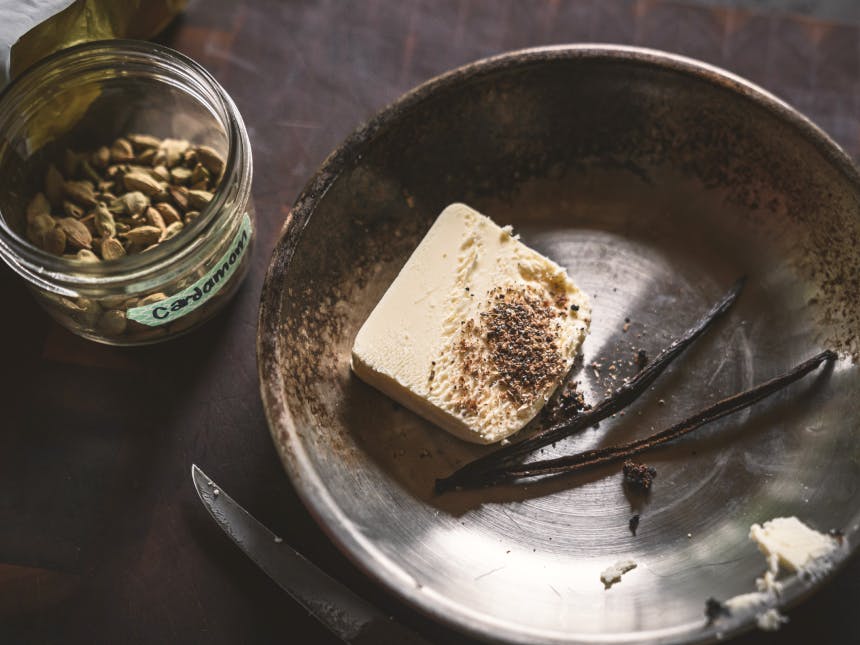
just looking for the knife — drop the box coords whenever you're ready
[191,465,434,645]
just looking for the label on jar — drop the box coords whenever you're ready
[127,213,252,327]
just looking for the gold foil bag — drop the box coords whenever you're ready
[10,0,187,78]
[8,0,187,151]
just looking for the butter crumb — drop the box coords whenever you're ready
[600,559,637,588]
[756,608,788,631]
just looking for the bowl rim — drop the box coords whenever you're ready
[257,44,860,645]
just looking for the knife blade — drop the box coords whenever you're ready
[191,465,433,645]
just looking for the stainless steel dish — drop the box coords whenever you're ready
[258,46,860,644]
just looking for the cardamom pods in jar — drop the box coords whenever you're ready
[23,134,224,260]
[18,132,247,343]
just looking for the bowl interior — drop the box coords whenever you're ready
[260,49,860,644]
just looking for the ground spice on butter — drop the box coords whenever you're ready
[452,284,569,416]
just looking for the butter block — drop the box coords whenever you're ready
[351,203,591,444]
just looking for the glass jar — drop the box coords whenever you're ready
[0,40,254,345]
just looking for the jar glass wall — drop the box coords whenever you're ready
[0,40,254,345]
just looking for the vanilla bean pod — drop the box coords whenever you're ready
[478,350,835,487]
[435,277,746,493]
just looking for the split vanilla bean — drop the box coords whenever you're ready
[434,277,746,493]
[474,350,835,487]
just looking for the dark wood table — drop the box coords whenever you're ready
[2,1,859,643]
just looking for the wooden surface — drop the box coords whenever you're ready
[2,1,859,643]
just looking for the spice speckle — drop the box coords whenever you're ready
[452,285,569,412]
[705,597,730,624]
[623,460,657,490]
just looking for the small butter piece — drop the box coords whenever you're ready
[749,516,837,577]
[716,516,840,633]
[600,559,637,588]
[351,203,590,444]
[756,608,789,631]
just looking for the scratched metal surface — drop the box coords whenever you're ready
[259,47,860,644]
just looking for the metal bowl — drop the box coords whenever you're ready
[257,46,860,644]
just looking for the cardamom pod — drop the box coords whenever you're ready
[122,225,162,246]
[154,202,181,225]
[190,163,210,186]
[64,180,98,207]
[92,146,111,169]
[137,148,157,165]
[152,165,171,183]
[100,236,126,261]
[63,201,84,219]
[145,206,166,231]
[82,217,98,237]
[151,188,171,203]
[80,160,102,184]
[94,203,116,237]
[128,134,161,150]
[42,226,67,255]
[158,138,189,168]
[98,296,126,309]
[98,309,127,335]
[75,249,100,263]
[124,171,163,196]
[124,240,144,255]
[138,292,167,306]
[187,189,213,210]
[196,145,225,177]
[27,212,55,245]
[161,220,184,241]
[110,138,135,163]
[45,164,64,207]
[26,192,51,222]
[109,191,149,217]
[169,166,192,185]
[73,297,102,325]
[57,217,93,249]
[168,185,189,211]
[126,165,162,182]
